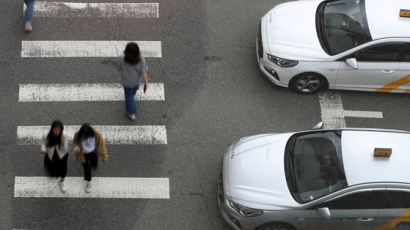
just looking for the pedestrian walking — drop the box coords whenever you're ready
[40,120,69,193]
[24,0,35,32]
[117,42,149,121]
[73,123,108,193]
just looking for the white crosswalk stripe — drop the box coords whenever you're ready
[17,125,168,145]
[19,83,165,102]
[21,41,162,58]
[25,2,159,18]
[14,177,170,199]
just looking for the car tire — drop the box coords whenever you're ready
[256,222,297,230]
[290,73,327,94]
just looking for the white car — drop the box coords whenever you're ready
[219,124,410,230]
[257,0,410,94]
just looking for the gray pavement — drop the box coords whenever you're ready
[1,0,409,229]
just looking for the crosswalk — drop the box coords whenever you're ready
[19,83,165,102]
[16,0,169,206]
[15,177,170,199]
[21,41,162,57]
[27,2,159,18]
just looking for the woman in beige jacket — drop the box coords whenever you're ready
[73,123,108,193]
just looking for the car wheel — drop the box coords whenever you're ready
[290,73,327,94]
[256,222,297,230]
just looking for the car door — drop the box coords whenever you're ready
[388,43,410,93]
[375,191,410,230]
[335,43,403,91]
[306,191,386,230]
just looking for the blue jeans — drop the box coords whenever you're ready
[24,0,35,23]
[124,85,139,116]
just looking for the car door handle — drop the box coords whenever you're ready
[358,217,374,222]
[382,70,395,74]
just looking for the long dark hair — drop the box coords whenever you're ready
[124,42,141,65]
[76,123,95,144]
[46,120,64,147]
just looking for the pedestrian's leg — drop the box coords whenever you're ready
[132,86,138,115]
[60,154,68,180]
[124,87,136,120]
[82,155,92,182]
[90,152,98,170]
[82,154,93,193]
[124,87,133,116]
[44,155,53,177]
[24,0,34,32]
[58,154,68,192]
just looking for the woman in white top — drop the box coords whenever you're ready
[40,120,69,193]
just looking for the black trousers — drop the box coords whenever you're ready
[82,151,98,181]
[44,150,68,178]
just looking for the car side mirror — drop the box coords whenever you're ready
[346,58,358,69]
[312,121,323,130]
[317,207,331,220]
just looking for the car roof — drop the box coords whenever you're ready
[341,130,410,186]
[366,0,410,39]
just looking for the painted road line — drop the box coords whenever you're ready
[25,2,159,18]
[318,91,383,128]
[318,91,346,128]
[19,83,165,102]
[21,41,162,58]
[14,177,170,199]
[343,110,383,119]
[17,125,167,145]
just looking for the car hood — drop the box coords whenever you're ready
[228,133,300,210]
[264,0,330,61]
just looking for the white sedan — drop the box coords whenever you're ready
[257,0,410,94]
[219,123,410,230]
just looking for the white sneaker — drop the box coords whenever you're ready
[128,114,136,121]
[25,22,32,32]
[85,181,92,193]
[59,181,67,193]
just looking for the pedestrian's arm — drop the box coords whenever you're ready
[142,71,148,92]
[73,132,80,154]
[116,57,122,72]
[40,134,47,154]
[99,135,108,162]
[60,133,69,153]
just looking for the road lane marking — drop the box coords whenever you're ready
[318,91,346,128]
[25,2,159,18]
[343,110,383,119]
[376,74,410,93]
[14,177,170,199]
[21,41,162,58]
[318,91,383,128]
[17,125,167,145]
[19,83,165,102]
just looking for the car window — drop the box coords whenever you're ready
[316,0,371,55]
[382,191,410,209]
[285,131,347,203]
[319,191,385,209]
[354,43,403,62]
[401,43,410,62]
[318,190,410,210]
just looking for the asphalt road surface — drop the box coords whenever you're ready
[1,0,409,229]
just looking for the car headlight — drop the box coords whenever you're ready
[267,54,298,68]
[228,200,263,217]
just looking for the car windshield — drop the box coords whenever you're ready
[316,0,372,55]
[285,131,347,203]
